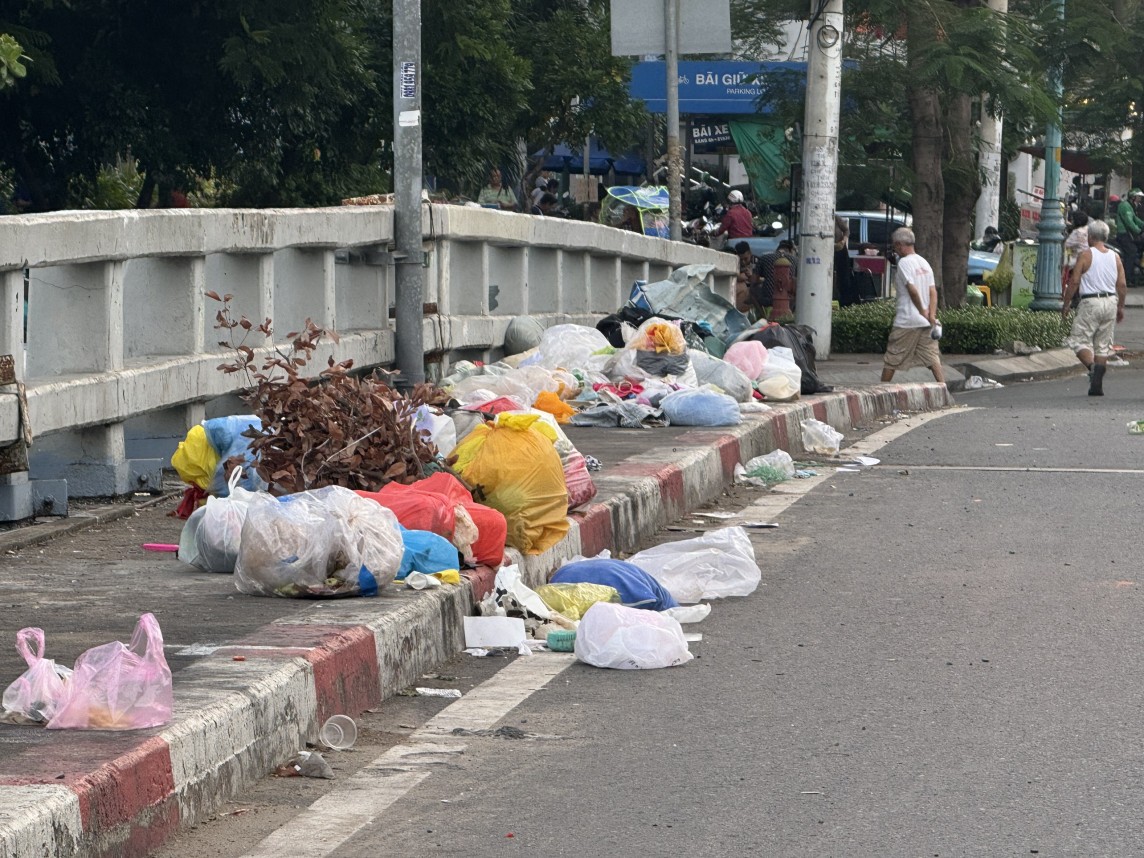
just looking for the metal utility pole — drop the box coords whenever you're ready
[1030,0,1064,311]
[795,0,844,358]
[393,0,425,387]
[974,0,1008,238]
[665,0,683,241]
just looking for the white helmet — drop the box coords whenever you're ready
[728,190,744,204]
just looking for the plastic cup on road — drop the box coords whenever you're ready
[320,715,357,750]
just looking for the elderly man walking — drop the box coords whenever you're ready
[1060,219,1127,396]
[880,227,944,384]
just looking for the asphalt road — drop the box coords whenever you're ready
[146,365,1144,858]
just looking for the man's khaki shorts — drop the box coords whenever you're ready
[1067,295,1117,358]
[883,325,941,371]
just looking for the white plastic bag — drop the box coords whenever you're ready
[801,418,844,456]
[178,468,255,573]
[757,346,801,401]
[627,526,761,604]
[574,602,693,670]
[415,405,457,457]
[536,324,611,370]
[741,449,796,484]
[688,350,753,402]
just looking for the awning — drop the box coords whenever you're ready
[531,139,646,176]
[1017,145,1105,176]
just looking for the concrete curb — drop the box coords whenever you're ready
[0,381,952,858]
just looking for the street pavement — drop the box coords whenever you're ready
[2,298,1143,857]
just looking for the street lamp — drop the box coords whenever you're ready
[1030,0,1065,311]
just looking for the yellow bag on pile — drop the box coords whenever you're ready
[631,319,686,355]
[171,425,219,490]
[535,582,621,621]
[451,413,569,554]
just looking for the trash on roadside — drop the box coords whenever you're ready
[463,616,528,650]
[142,543,179,553]
[276,750,336,779]
[964,375,1003,390]
[661,603,713,624]
[574,602,694,670]
[551,558,679,611]
[397,529,461,581]
[2,628,73,725]
[756,347,803,401]
[178,468,256,573]
[413,687,463,699]
[320,715,357,750]
[627,526,761,604]
[737,450,796,487]
[688,350,754,402]
[46,613,173,731]
[535,582,621,621]
[660,387,742,427]
[1129,421,1144,435]
[801,418,843,456]
[837,455,880,473]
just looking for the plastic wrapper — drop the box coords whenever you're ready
[451,413,569,554]
[627,526,762,604]
[551,558,678,610]
[235,486,403,598]
[688,350,753,402]
[724,341,768,380]
[2,628,72,724]
[535,582,621,621]
[47,614,172,730]
[660,388,742,427]
[574,602,693,670]
[801,418,844,456]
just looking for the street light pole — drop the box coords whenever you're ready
[665,0,683,241]
[1030,0,1065,311]
[393,0,425,387]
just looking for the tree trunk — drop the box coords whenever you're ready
[941,92,979,307]
[906,7,944,298]
[135,171,156,209]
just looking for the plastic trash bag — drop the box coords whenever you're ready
[47,614,173,731]
[627,318,687,355]
[203,415,266,495]
[535,582,621,621]
[451,413,569,554]
[563,452,597,510]
[171,425,219,491]
[2,628,73,724]
[533,390,575,423]
[627,526,761,604]
[397,529,460,580]
[740,449,796,485]
[536,324,611,370]
[235,486,403,597]
[638,264,751,344]
[415,405,457,457]
[574,602,693,670]
[178,468,256,572]
[801,418,844,456]
[724,341,768,381]
[551,558,678,611]
[757,346,802,401]
[660,388,742,427]
[688,350,753,402]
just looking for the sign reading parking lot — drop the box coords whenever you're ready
[609,0,731,56]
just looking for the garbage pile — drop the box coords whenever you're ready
[468,526,761,670]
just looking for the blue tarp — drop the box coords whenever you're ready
[532,139,646,176]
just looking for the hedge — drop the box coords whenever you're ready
[830,300,1072,354]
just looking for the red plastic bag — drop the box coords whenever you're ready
[2,628,72,724]
[47,614,173,731]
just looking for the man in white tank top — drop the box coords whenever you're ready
[1060,219,1126,396]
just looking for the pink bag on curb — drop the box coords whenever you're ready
[47,613,173,731]
[2,628,72,724]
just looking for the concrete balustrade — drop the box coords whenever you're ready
[0,205,735,519]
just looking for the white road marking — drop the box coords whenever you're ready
[241,654,576,858]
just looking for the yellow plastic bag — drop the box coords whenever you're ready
[535,582,620,621]
[630,319,686,355]
[451,415,569,555]
[533,390,575,424]
[171,425,219,490]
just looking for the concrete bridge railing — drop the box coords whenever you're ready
[0,205,736,519]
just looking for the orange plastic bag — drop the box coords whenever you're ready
[451,414,569,554]
[533,390,575,424]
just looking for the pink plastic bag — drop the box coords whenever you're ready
[47,614,173,731]
[724,341,768,381]
[564,452,598,511]
[2,628,71,724]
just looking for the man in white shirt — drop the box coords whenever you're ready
[1060,219,1126,396]
[881,228,943,384]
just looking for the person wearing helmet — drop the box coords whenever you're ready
[1113,190,1144,285]
[714,189,754,240]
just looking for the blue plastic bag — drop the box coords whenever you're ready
[551,558,678,611]
[203,415,265,495]
[397,529,460,580]
[660,388,741,427]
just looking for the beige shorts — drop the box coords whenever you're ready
[1067,295,1117,358]
[883,325,941,371]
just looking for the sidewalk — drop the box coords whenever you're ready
[1,295,1133,858]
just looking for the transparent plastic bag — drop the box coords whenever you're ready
[801,418,843,456]
[688,350,753,402]
[178,468,255,572]
[536,324,611,370]
[2,628,72,724]
[574,602,693,670]
[741,449,796,485]
[757,346,802,401]
[47,614,173,731]
[627,526,761,604]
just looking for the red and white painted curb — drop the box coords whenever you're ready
[0,382,951,858]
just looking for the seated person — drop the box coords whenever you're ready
[530,192,558,216]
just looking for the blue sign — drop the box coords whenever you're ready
[629,61,807,115]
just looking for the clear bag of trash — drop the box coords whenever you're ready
[627,526,761,604]
[801,418,843,456]
[740,449,796,485]
[574,602,693,670]
[687,350,753,402]
[2,628,72,724]
[757,346,802,401]
[178,468,256,573]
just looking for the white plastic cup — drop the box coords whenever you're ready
[320,715,357,750]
